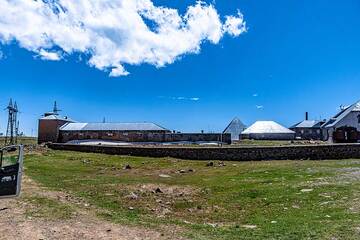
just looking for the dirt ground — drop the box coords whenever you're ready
[0,176,182,240]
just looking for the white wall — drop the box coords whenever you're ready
[335,111,360,131]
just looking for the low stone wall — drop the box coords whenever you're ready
[48,143,360,161]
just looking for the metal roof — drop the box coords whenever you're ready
[290,120,322,129]
[40,114,76,122]
[60,123,87,130]
[242,121,295,134]
[322,100,360,128]
[60,122,168,131]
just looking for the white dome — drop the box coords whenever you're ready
[242,121,294,134]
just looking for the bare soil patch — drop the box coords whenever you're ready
[0,176,183,240]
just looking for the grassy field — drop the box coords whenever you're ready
[0,137,37,146]
[25,150,360,239]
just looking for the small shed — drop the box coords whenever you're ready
[241,121,295,140]
[223,117,246,141]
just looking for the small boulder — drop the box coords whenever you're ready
[300,189,313,193]
[218,161,226,167]
[241,225,257,229]
[206,161,214,167]
[159,174,171,178]
[123,164,132,170]
[127,192,139,200]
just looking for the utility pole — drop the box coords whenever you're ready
[14,102,18,144]
[5,99,18,146]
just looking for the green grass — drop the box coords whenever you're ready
[24,195,74,220]
[24,150,360,239]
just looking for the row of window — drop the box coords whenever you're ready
[299,129,321,134]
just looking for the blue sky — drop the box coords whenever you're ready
[0,0,360,136]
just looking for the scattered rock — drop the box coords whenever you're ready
[123,164,132,170]
[156,199,162,204]
[82,159,91,164]
[218,161,226,167]
[206,161,214,167]
[155,188,163,194]
[241,225,257,229]
[301,189,314,193]
[127,192,139,200]
[179,169,186,174]
[162,208,172,215]
[271,221,277,224]
[128,207,134,210]
[207,223,218,228]
[188,169,194,172]
[159,174,171,178]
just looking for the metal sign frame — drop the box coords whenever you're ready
[0,145,24,199]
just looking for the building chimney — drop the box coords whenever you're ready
[305,112,309,120]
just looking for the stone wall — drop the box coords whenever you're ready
[48,143,360,161]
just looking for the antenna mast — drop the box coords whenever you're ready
[53,101,61,115]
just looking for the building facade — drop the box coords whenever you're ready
[58,122,171,143]
[38,111,231,144]
[38,114,74,144]
[322,101,360,143]
[290,113,324,140]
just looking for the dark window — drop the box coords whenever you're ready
[358,115,360,124]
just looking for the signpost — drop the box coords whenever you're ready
[0,145,24,199]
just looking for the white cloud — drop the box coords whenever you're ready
[256,105,264,109]
[0,50,3,60]
[38,49,62,61]
[252,93,258,97]
[0,0,246,77]
[223,12,246,36]
[158,96,200,101]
